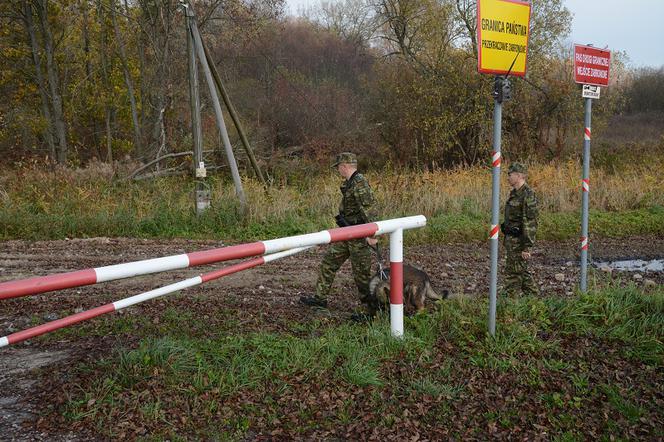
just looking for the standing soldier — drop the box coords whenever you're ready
[300,152,379,320]
[501,162,540,297]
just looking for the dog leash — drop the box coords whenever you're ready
[369,243,389,281]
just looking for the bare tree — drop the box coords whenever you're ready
[97,0,115,162]
[22,1,56,163]
[80,0,100,153]
[136,0,178,159]
[374,0,460,76]
[110,0,142,157]
[313,0,379,49]
[34,0,68,164]
[455,0,476,58]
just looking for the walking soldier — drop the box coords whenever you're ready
[300,152,379,319]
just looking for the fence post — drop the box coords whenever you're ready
[389,228,404,337]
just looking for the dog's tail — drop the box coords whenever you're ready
[425,282,449,300]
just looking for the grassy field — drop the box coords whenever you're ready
[1,158,663,243]
[50,283,663,439]
[2,156,663,439]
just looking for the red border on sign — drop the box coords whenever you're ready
[477,0,532,77]
[573,43,611,86]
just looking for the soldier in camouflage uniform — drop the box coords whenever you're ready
[501,163,540,297]
[300,152,379,318]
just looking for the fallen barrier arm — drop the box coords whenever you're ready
[0,247,311,348]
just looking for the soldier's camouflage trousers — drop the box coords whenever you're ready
[315,239,372,301]
[503,236,539,297]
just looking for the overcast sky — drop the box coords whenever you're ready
[564,0,663,68]
[284,0,664,68]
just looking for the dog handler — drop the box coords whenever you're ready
[501,162,540,297]
[300,152,379,320]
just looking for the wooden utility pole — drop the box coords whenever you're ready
[202,41,266,186]
[185,6,208,215]
[186,6,247,213]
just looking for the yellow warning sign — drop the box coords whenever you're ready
[477,0,531,77]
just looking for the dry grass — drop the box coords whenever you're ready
[232,158,664,223]
[1,157,663,241]
[370,159,664,217]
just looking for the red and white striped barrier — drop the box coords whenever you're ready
[0,216,426,300]
[0,247,310,348]
[1,215,427,344]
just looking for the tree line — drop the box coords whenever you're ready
[0,0,659,173]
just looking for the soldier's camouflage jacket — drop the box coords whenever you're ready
[503,183,539,250]
[339,171,377,225]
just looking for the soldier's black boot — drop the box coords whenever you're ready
[299,295,328,308]
[349,310,374,323]
[350,297,378,323]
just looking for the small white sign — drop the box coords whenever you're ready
[582,84,600,99]
[195,161,206,178]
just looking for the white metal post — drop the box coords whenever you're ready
[389,228,404,337]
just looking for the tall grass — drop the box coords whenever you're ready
[1,158,663,241]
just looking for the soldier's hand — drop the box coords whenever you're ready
[366,237,378,246]
[522,250,531,260]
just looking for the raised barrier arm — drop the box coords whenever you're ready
[0,247,311,348]
[0,216,426,300]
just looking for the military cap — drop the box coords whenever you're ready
[332,151,357,167]
[508,162,528,174]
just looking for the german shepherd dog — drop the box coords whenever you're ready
[369,264,449,314]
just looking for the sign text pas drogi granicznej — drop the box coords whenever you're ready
[574,44,611,87]
[477,0,532,77]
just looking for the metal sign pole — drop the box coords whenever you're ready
[580,97,592,292]
[573,44,609,292]
[476,0,530,336]
[488,76,503,336]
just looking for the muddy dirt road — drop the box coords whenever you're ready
[0,236,662,440]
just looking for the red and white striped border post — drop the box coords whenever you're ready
[0,247,310,348]
[0,216,427,300]
[580,135,590,253]
[492,151,502,167]
[389,228,404,337]
[489,150,501,241]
